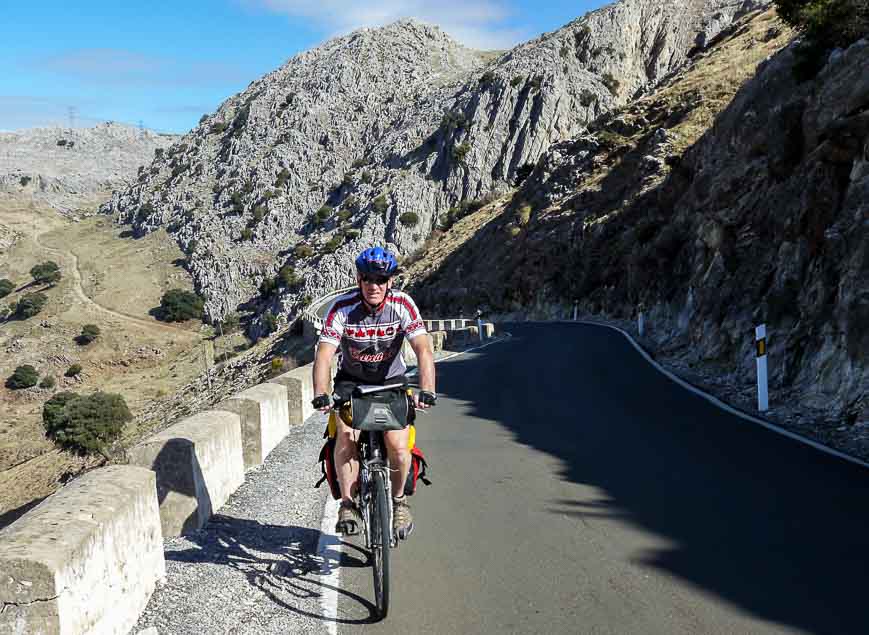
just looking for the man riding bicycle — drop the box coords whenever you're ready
[312,246,436,540]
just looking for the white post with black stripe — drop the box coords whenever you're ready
[476,309,484,342]
[755,324,769,412]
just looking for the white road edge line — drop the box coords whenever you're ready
[549,320,869,471]
[321,332,511,626]
[317,496,340,635]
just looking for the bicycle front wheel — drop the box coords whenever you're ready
[370,469,391,619]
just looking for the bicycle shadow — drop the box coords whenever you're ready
[166,513,383,625]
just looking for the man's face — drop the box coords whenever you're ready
[357,273,392,306]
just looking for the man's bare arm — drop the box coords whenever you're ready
[409,334,435,395]
[313,342,337,404]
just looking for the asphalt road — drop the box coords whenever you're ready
[336,323,869,635]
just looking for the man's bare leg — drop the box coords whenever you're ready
[384,427,411,496]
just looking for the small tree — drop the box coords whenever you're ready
[0,278,14,298]
[30,261,61,286]
[65,364,83,377]
[316,205,334,221]
[279,265,301,288]
[452,143,471,164]
[262,311,278,335]
[158,289,204,322]
[294,244,314,258]
[43,391,132,456]
[39,376,56,389]
[78,324,100,345]
[399,212,420,227]
[6,365,39,389]
[373,195,389,215]
[14,292,47,319]
[241,228,254,241]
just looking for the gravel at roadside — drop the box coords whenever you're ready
[133,414,333,635]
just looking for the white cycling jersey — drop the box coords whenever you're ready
[319,289,427,383]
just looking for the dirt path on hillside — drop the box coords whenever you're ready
[31,216,200,342]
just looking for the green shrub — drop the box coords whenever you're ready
[6,365,39,389]
[0,305,10,321]
[399,212,420,227]
[294,244,314,258]
[452,143,471,164]
[217,312,240,334]
[511,75,524,88]
[441,110,467,131]
[252,205,266,223]
[275,168,291,188]
[373,194,389,215]
[20,176,31,187]
[199,114,209,124]
[479,70,496,86]
[78,324,100,344]
[351,158,367,169]
[342,172,354,187]
[270,357,285,376]
[154,148,164,158]
[262,311,278,335]
[157,289,204,322]
[210,122,228,134]
[30,261,61,286]
[241,227,253,241]
[259,276,278,296]
[345,229,361,240]
[300,294,312,307]
[136,202,155,224]
[279,265,301,288]
[316,205,334,220]
[579,90,597,107]
[14,292,47,319]
[39,376,56,389]
[42,391,132,456]
[361,171,373,184]
[65,364,83,378]
[0,278,14,298]
[601,72,620,95]
[337,209,353,223]
[528,75,543,91]
[322,236,342,253]
[516,204,532,226]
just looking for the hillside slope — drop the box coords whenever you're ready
[404,9,867,427]
[101,0,768,329]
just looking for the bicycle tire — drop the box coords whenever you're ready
[371,470,391,619]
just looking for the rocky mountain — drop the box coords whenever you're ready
[0,122,176,215]
[403,9,867,425]
[101,0,769,328]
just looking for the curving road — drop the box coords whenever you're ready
[138,323,869,634]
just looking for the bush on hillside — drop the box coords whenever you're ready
[65,363,83,378]
[259,276,278,296]
[399,212,420,227]
[14,292,48,319]
[337,209,353,223]
[275,168,291,188]
[77,324,101,345]
[241,228,254,241]
[42,391,132,456]
[30,261,61,286]
[0,278,14,298]
[217,312,240,334]
[6,365,39,389]
[279,265,301,288]
[316,205,334,221]
[452,143,471,164]
[40,376,56,389]
[294,244,314,258]
[157,289,204,322]
[262,311,278,335]
[210,122,228,134]
[373,194,389,216]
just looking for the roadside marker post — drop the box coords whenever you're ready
[756,324,769,412]
[476,309,484,342]
[638,303,645,337]
[573,300,578,322]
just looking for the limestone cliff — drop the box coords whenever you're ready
[100,0,767,327]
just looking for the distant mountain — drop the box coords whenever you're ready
[101,0,768,327]
[0,122,177,215]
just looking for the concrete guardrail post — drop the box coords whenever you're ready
[218,383,290,468]
[0,466,164,635]
[268,365,315,426]
[128,410,245,537]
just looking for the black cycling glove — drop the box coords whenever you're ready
[418,391,437,406]
[311,394,330,409]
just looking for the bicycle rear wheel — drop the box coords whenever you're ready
[370,470,391,619]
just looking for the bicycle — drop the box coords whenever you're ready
[326,382,436,619]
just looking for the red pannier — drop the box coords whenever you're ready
[403,446,432,496]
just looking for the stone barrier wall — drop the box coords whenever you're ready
[218,384,289,468]
[0,466,164,635]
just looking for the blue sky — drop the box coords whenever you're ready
[1,1,609,134]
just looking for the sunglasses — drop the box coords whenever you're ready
[360,274,390,285]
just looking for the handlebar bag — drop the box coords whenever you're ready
[350,388,410,431]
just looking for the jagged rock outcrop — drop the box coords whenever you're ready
[101,0,768,328]
[407,10,867,423]
[0,122,176,215]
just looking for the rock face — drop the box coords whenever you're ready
[101,0,767,328]
[407,10,867,423]
[0,122,176,215]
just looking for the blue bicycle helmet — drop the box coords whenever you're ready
[355,246,398,276]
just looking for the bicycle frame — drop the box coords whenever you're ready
[357,430,397,549]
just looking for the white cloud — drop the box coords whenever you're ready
[242,0,527,49]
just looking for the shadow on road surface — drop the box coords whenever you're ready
[167,514,382,625]
[437,322,869,635]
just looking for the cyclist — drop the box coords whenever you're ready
[312,246,436,540]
